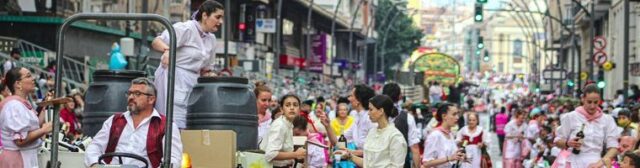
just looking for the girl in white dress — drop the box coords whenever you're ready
[503,109,527,168]
[554,84,620,168]
[422,103,467,168]
[456,112,490,168]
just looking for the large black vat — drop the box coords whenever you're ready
[83,70,146,137]
[186,77,258,150]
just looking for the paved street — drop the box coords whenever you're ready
[479,111,503,167]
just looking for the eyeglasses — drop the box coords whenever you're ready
[125,91,153,98]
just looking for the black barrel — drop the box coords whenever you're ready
[83,70,146,137]
[186,77,258,150]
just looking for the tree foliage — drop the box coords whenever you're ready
[375,0,424,77]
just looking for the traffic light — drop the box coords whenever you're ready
[474,4,483,22]
[597,80,606,89]
[483,50,489,62]
[567,80,575,87]
[477,0,488,3]
[477,36,484,49]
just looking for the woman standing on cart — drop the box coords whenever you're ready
[151,0,223,128]
[0,67,53,167]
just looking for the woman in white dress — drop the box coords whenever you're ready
[456,112,490,168]
[151,0,223,128]
[555,84,620,168]
[503,109,527,168]
[421,103,467,168]
[0,67,53,168]
[336,95,407,167]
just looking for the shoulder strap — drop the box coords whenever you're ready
[147,114,166,168]
[104,113,127,164]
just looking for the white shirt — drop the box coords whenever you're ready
[363,124,407,168]
[422,130,459,168]
[555,111,619,156]
[0,100,41,168]
[158,20,217,73]
[504,120,527,159]
[257,115,272,145]
[406,113,421,146]
[344,109,374,149]
[3,60,16,75]
[260,116,294,167]
[84,110,183,168]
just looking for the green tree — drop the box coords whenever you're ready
[375,0,423,79]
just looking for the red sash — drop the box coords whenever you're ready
[104,113,166,168]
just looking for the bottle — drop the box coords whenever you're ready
[572,124,585,154]
[337,134,348,150]
[453,140,468,168]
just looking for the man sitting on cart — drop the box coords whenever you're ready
[85,77,183,168]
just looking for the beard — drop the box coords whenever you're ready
[128,104,141,114]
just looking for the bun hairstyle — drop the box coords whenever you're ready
[254,81,271,97]
[369,95,399,118]
[279,94,301,107]
[4,67,23,94]
[582,83,600,97]
[194,0,224,21]
[354,84,375,110]
[435,103,456,124]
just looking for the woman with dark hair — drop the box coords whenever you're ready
[337,95,407,167]
[503,109,527,168]
[421,103,466,168]
[555,84,620,168]
[260,94,306,167]
[621,152,640,168]
[0,68,53,167]
[152,0,224,129]
[456,112,491,168]
[344,84,376,156]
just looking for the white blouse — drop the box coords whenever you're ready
[158,20,217,73]
[0,100,41,168]
[555,111,619,155]
[504,120,527,159]
[422,130,458,168]
[260,116,294,167]
[344,109,374,149]
[363,124,407,168]
[0,100,41,151]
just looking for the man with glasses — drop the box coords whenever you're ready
[85,77,183,168]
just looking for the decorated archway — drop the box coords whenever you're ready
[401,48,461,86]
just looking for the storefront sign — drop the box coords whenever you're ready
[256,19,276,33]
[279,54,306,69]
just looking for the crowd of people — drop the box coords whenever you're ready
[251,78,640,168]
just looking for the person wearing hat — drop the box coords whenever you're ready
[525,108,545,161]
[3,48,20,75]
